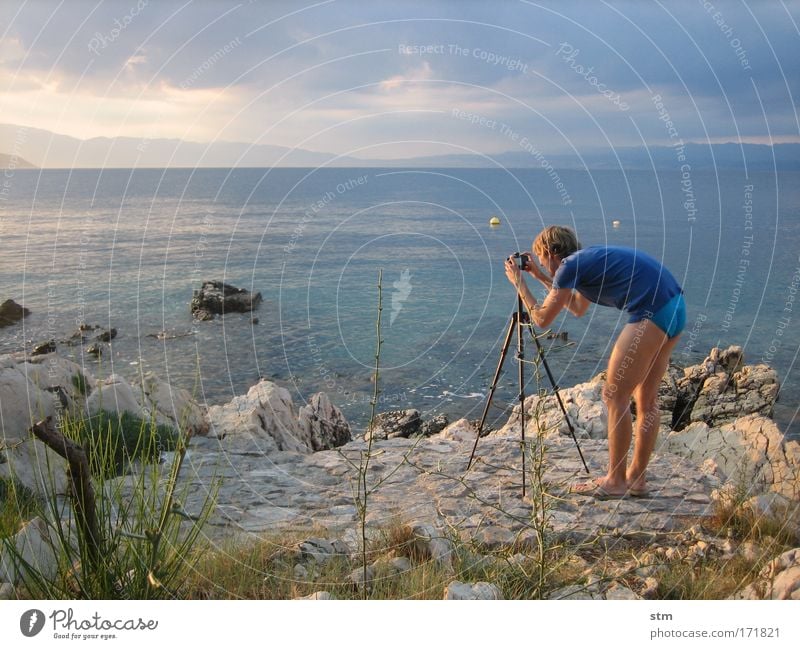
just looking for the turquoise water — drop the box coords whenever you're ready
[1,167,798,437]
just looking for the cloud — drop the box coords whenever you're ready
[0,0,797,153]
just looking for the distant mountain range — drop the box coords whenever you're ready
[2,123,798,170]
[0,151,35,169]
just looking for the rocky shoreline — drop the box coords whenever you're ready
[1,345,798,599]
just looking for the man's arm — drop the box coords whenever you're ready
[527,265,590,318]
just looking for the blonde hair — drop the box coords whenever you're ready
[533,225,581,259]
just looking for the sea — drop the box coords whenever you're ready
[1,167,798,438]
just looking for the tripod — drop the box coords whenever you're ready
[467,292,590,497]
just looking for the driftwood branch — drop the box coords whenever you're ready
[30,416,101,566]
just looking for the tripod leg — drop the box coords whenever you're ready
[517,296,526,498]
[467,312,518,469]
[524,324,590,474]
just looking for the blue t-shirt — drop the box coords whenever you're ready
[551,245,683,320]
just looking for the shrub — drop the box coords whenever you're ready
[65,410,178,478]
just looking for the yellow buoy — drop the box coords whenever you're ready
[489,216,501,226]
[612,219,621,228]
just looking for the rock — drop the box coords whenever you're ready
[365,409,422,441]
[207,379,313,454]
[86,343,103,357]
[64,323,100,345]
[734,547,800,599]
[444,580,502,600]
[548,584,602,600]
[690,365,778,427]
[0,438,68,496]
[740,494,800,541]
[85,374,148,420]
[673,346,776,430]
[192,309,214,322]
[23,354,96,404]
[419,414,449,437]
[738,541,767,563]
[0,517,62,585]
[434,418,477,442]
[605,582,641,600]
[388,557,412,573]
[191,280,263,320]
[297,393,351,451]
[295,538,349,565]
[0,582,14,599]
[0,300,29,327]
[31,340,57,356]
[96,328,117,342]
[293,563,309,580]
[295,591,333,600]
[494,381,606,440]
[251,318,259,325]
[347,565,375,589]
[641,577,660,599]
[409,522,453,568]
[0,361,59,439]
[136,372,208,436]
[665,415,800,499]
[146,329,194,341]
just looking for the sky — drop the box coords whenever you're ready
[1,0,799,158]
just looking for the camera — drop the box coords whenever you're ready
[510,251,531,268]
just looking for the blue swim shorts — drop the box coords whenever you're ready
[648,293,686,339]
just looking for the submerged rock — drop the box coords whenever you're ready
[191,280,263,320]
[0,299,29,327]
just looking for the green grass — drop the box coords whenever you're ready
[71,373,89,396]
[0,477,41,539]
[64,410,178,478]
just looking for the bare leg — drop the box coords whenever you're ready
[627,332,681,492]
[576,319,673,495]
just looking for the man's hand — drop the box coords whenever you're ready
[504,256,523,287]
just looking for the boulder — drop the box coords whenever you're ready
[733,547,800,600]
[191,280,262,320]
[365,409,422,441]
[0,362,59,439]
[0,517,62,585]
[23,354,96,405]
[435,418,477,442]
[207,379,313,454]
[444,580,502,600]
[297,392,351,450]
[419,414,449,437]
[0,438,68,496]
[494,381,606,440]
[689,365,778,427]
[665,415,800,499]
[85,374,148,420]
[673,346,777,429]
[0,299,29,327]
[136,372,208,436]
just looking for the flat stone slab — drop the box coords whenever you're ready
[175,433,719,548]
